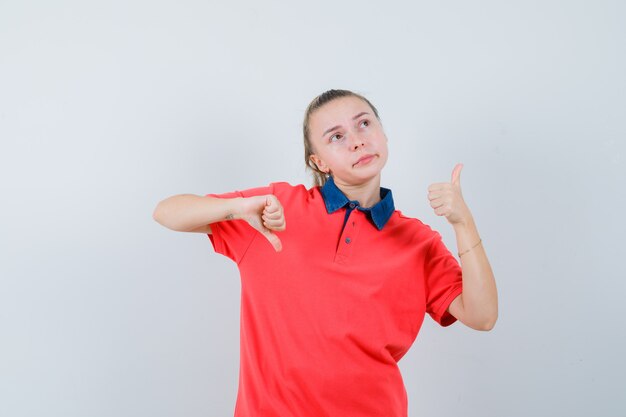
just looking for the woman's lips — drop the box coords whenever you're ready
[353,155,376,167]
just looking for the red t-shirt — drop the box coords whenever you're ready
[207,182,463,417]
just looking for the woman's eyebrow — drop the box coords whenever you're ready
[322,112,370,137]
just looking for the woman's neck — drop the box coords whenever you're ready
[333,175,382,208]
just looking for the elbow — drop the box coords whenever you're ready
[152,199,194,231]
[475,313,498,331]
[152,202,164,224]
[462,307,498,331]
[478,320,496,332]
[153,201,175,229]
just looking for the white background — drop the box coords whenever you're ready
[1,1,625,416]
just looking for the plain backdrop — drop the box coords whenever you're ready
[1,1,625,416]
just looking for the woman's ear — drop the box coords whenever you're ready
[309,154,329,173]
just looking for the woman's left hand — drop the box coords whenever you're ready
[427,163,473,226]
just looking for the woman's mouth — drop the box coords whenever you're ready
[353,155,376,167]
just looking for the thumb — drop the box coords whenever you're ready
[451,163,463,185]
[261,229,283,252]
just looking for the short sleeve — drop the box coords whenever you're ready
[424,231,464,327]
[206,183,274,264]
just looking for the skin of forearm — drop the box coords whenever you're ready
[153,195,243,231]
[453,216,498,329]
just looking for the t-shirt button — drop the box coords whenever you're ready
[349,203,356,209]
[345,237,352,244]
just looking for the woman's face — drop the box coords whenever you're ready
[308,96,388,186]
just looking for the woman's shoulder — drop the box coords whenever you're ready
[268,181,322,202]
[390,210,440,237]
[269,181,317,193]
[210,181,316,199]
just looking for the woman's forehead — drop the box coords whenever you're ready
[310,97,372,131]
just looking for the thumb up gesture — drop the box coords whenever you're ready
[427,163,473,226]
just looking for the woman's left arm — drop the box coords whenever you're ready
[427,163,498,331]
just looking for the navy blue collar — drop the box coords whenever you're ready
[320,176,395,230]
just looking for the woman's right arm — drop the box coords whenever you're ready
[152,194,286,251]
[152,194,243,234]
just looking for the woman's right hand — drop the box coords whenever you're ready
[239,195,286,252]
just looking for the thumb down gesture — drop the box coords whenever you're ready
[241,194,286,252]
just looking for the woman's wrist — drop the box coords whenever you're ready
[223,197,245,221]
[452,213,475,232]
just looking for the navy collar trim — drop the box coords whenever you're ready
[320,176,395,230]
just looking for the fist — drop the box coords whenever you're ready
[241,194,286,252]
[427,163,472,225]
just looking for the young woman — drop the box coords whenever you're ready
[153,89,498,417]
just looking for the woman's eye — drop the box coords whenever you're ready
[330,134,343,143]
[359,120,369,128]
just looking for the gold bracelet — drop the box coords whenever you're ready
[458,238,482,258]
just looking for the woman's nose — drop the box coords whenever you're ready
[348,133,365,150]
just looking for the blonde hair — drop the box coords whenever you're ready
[303,89,381,187]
